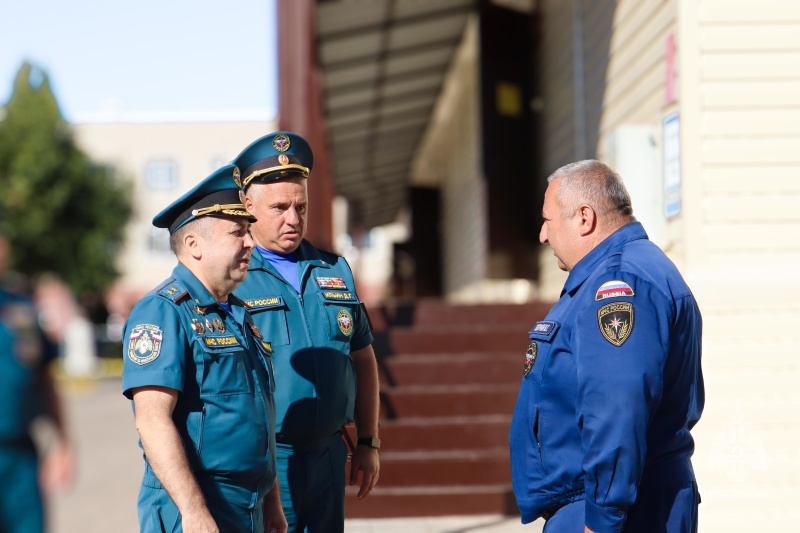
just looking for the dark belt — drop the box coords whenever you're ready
[274,431,342,453]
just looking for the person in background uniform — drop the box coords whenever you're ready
[0,230,73,533]
[509,160,704,533]
[122,165,286,533]
[233,132,380,533]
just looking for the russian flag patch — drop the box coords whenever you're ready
[595,280,634,301]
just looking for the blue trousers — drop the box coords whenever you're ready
[0,443,43,533]
[277,439,347,533]
[137,484,265,533]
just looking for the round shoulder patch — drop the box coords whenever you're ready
[337,309,353,336]
[128,324,163,365]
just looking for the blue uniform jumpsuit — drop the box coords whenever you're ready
[235,240,373,533]
[122,263,277,533]
[509,222,704,533]
[0,289,56,533]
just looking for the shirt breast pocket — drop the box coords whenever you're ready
[247,299,290,347]
[200,340,251,396]
[525,321,562,384]
[317,292,360,342]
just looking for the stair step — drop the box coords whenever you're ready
[381,385,518,418]
[369,449,511,487]
[344,484,518,518]
[379,352,522,386]
[414,300,551,327]
[388,328,529,354]
[379,415,511,452]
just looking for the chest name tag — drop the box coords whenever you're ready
[316,277,348,290]
[204,335,240,347]
[322,291,357,302]
[244,296,284,310]
[530,321,557,336]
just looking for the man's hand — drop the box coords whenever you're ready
[263,480,288,533]
[349,444,380,499]
[180,508,219,533]
[584,527,595,533]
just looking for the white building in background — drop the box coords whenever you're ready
[73,113,277,319]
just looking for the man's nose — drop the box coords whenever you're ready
[243,232,255,249]
[286,207,300,225]
[539,223,548,244]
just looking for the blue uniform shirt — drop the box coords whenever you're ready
[235,240,373,450]
[0,288,56,442]
[509,222,704,532]
[122,263,277,509]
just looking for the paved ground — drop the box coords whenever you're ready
[44,377,542,533]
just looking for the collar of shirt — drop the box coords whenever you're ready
[561,221,649,297]
[171,261,233,311]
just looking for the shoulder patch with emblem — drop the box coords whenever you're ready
[128,324,163,365]
[595,280,634,301]
[317,277,348,290]
[597,302,634,346]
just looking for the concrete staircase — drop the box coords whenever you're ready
[345,300,552,518]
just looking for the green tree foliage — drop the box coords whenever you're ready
[0,62,132,298]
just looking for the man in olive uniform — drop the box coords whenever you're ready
[233,132,380,533]
[0,230,72,533]
[122,164,286,533]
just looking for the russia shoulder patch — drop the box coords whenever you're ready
[595,280,634,301]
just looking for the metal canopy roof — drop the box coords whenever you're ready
[316,0,474,229]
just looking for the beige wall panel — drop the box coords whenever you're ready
[702,224,800,251]
[704,165,800,194]
[701,23,800,51]
[699,0,800,22]
[703,51,800,80]
[703,109,800,136]
[597,65,664,136]
[703,138,800,164]
[602,2,671,84]
[703,80,800,108]
[703,251,800,268]
[702,194,799,222]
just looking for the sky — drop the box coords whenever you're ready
[0,0,278,123]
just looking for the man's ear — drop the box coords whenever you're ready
[183,231,203,260]
[243,192,254,214]
[577,204,597,236]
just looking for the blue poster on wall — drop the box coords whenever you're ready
[663,112,681,219]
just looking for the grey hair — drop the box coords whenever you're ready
[169,216,215,256]
[547,160,634,222]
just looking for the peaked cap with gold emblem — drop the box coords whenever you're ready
[152,164,256,234]
[234,131,314,190]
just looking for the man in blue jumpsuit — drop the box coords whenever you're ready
[232,132,380,533]
[509,160,704,533]
[122,165,286,533]
[0,229,72,533]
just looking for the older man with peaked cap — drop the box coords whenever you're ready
[122,164,286,533]
[232,132,380,533]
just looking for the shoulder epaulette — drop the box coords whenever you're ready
[156,279,190,304]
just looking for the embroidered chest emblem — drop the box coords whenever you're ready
[598,302,634,346]
[337,309,353,336]
[523,340,537,377]
[317,277,348,290]
[128,325,163,365]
